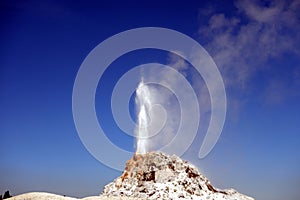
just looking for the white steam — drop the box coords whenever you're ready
[135,80,151,154]
[133,60,202,156]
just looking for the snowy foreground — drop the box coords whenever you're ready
[8,152,254,200]
[102,152,254,200]
[7,192,139,200]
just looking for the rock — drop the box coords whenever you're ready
[102,151,254,200]
[3,191,12,199]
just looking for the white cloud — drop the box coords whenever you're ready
[199,0,300,89]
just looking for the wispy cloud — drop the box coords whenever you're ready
[198,0,300,108]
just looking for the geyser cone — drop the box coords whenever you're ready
[102,151,254,200]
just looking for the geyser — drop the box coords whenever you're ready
[135,80,151,154]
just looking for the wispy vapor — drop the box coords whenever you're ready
[140,56,192,152]
[140,51,222,158]
[199,0,300,89]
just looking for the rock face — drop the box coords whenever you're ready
[102,152,254,200]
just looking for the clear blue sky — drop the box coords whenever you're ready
[1,1,300,200]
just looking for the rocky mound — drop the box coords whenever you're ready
[102,152,254,200]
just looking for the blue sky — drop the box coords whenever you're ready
[1,0,300,200]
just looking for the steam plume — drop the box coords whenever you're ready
[135,80,151,154]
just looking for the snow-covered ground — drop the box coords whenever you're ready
[7,192,139,200]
